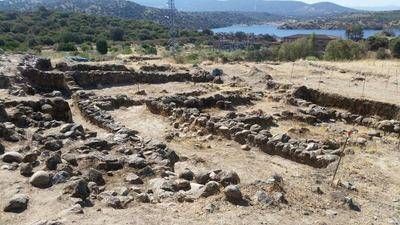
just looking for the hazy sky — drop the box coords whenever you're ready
[300,0,400,7]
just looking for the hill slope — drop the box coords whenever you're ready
[132,0,358,18]
[0,0,278,29]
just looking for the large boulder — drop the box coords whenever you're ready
[3,194,29,213]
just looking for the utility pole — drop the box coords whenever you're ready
[167,0,178,54]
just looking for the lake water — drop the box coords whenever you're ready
[212,24,400,38]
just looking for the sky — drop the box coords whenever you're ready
[300,0,400,8]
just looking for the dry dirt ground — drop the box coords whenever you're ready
[1,54,400,225]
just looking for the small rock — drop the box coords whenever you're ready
[241,145,250,151]
[43,140,63,151]
[3,194,29,213]
[178,168,194,181]
[199,181,220,198]
[356,137,367,145]
[0,143,4,155]
[23,152,38,163]
[343,197,361,211]
[224,185,243,204]
[136,193,150,203]
[195,171,210,184]
[20,163,33,177]
[69,179,90,200]
[125,173,143,185]
[255,191,273,205]
[88,169,105,185]
[311,186,324,195]
[2,151,23,163]
[29,171,51,188]
[67,204,83,214]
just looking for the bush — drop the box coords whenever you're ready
[324,40,366,61]
[81,43,92,52]
[57,42,77,51]
[141,44,157,55]
[96,39,108,55]
[277,35,317,61]
[367,36,389,51]
[376,48,390,59]
[390,38,400,58]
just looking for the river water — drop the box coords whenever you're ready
[212,24,400,38]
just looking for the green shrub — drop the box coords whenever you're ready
[277,35,317,61]
[96,39,108,55]
[81,43,92,52]
[141,44,157,55]
[367,36,389,51]
[376,48,390,59]
[324,40,366,61]
[57,42,77,51]
[390,38,400,58]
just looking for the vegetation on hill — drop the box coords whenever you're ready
[279,10,400,30]
[0,8,205,51]
[133,0,357,18]
[0,0,278,30]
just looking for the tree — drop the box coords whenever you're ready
[110,28,124,41]
[96,39,108,54]
[390,38,400,58]
[345,24,364,41]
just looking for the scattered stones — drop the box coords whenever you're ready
[3,194,29,213]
